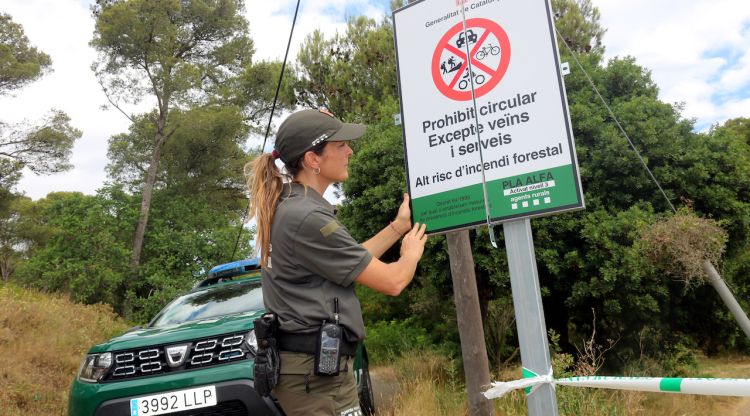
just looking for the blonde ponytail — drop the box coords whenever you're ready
[245,153,285,268]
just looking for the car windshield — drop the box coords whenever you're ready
[149,280,264,327]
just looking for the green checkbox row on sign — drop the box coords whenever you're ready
[412,163,583,233]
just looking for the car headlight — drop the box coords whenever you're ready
[77,352,112,383]
[246,329,258,354]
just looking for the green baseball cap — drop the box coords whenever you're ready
[274,108,366,164]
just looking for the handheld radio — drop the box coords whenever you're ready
[315,298,342,376]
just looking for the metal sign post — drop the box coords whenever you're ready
[394,1,580,414]
[504,219,558,415]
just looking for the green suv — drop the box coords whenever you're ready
[68,258,375,416]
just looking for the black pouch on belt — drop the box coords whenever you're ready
[253,313,280,397]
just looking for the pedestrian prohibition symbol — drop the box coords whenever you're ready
[431,18,511,101]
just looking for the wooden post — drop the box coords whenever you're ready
[447,230,496,416]
[404,0,494,413]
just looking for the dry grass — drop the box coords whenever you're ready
[638,210,727,286]
[1,283,748,416]
[618,354,750,416]
[375,352,750,416]
[0,283,129,415]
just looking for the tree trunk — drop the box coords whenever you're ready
[0,256,11,282]
[129,114,169,272]
[447,230,496,416]
[130,99,171,275]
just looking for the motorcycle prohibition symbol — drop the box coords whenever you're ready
[458,68,486,90]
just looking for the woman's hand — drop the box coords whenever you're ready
[393,193,412,234]
[400,222,428,261]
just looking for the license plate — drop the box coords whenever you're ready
[129,385,217,416]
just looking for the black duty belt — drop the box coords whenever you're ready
[276,330,358,356]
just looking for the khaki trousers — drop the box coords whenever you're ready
[273,351,362,416]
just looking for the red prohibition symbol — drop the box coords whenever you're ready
[431,18,511,101]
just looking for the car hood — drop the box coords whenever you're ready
[89,310,265,353]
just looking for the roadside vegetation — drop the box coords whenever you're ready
[0,283,129,415]
[375,349,750,415]
[2,282,748,415]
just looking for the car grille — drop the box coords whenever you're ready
[104,331,252,381]
[170,400,247,416]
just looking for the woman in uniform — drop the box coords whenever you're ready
[245,108,427,416]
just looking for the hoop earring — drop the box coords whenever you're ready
[313,167,321,175]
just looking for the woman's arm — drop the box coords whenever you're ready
[356,222,427,296]
[361,193,412,258]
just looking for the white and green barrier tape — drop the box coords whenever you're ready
[483,368,750,399]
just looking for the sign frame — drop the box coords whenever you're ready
[393,0,585,235]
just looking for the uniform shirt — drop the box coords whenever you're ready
[262,182,373,342]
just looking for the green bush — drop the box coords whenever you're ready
[365,318,431,364]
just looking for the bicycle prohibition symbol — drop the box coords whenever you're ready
[475,44,500,61]
[431,18,511,101]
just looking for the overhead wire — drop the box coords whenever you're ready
[458,4,499,248]
[553,27,676,214]
[230,0,301,260]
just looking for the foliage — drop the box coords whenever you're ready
[15,192,132,307]
[90,0,253,110]
[128,189,252,322]
[0,13,52,95]
[0,110,82,176]
[107,105,249,198]
[102,101,254,320]
[552,0,606,54]
[294,15,397,124]
[224,59,297,135]
[13,185,252,320]
[90,0,266,272]
[722,117,750,145]
[673,120,750,249]
[339,99,408,242]
[536,206,666,366]
[364,318,431,365]
[0,195,42,282]
[0,14,80,191]
[638,209,728,286]
[483,296,517,370]
[6,8,264,316]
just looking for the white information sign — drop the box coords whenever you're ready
[393,0,584,234]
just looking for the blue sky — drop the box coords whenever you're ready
[1,0,749,199]
[594,0,750,131]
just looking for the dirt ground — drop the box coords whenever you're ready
[370,367,399,413]
[697,356,750,416]
[738,400,750,416]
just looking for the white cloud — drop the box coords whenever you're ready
[0,0,132,199]
[246,0,386,63]
[594,0,750,129]
[717,48,750,93]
